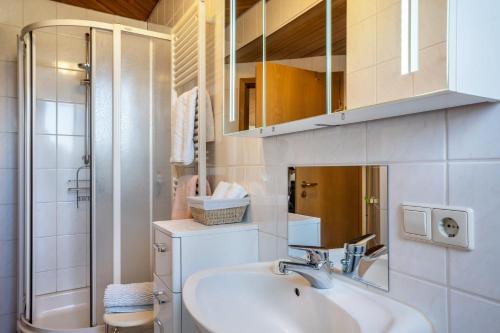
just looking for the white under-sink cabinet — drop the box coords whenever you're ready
[347,0,500,109]
[151,219,258,333]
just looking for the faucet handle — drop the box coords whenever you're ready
[288,245,331,265]
[346,233,376,246]
[364,244,387,261]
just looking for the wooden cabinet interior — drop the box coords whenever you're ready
[254,63,344,127]
[229,0,346,64]
[238,63,344,129]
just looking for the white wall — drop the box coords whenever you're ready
[149,0,500,332]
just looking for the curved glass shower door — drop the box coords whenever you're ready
[20,21,171,331]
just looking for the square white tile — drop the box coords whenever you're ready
[0,25,20,62]
[313,123,366,164]
[57,234,86,269]
[57,136,85,169]
[23,0,57,26]
[0,133,17,168]
[35,31,57,68]
[0,97,17,133]
[448,162,500,301]
[448,103,500,160]
[0,60,17,98]
[258,231,278,262]
[36,66,57,101]
[34,270,56,295]
[0,169,17,204]
[0,204,16,241]
[34,236,57,272]
[389,271,448,333]
[367,110,446,162]
[57,35,87,70]
[57,69,86,103]
[449,290,500,333]
[34,202,57,237]
[0,277,16,315]
[0,240,16,278]
[34,169,57,203]
[57,202,87,235]
[56,169,80,202]
[0,0,23,27]
[57,102,85,135]
[57,266,86,292]
[34,134,57,169]
[35,100,57,135]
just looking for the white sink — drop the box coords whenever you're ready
[183,262,433,333]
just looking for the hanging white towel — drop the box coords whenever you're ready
[171,87,198,165]
[204,90,215,142]
[171,87,215,165]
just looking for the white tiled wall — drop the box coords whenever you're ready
[149,1,500,332]
[0,0,151,329]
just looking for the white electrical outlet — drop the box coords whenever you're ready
[432,208,474,250]
[401,203,474,250]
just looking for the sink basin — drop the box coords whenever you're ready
[183,262,433,333]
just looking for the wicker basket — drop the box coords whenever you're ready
[191,205,248,225]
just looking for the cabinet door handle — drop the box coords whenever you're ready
[153,290,168,304]
[154,318,164,333]
[153,243,167,253]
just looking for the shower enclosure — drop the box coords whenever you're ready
[18,20,172,331]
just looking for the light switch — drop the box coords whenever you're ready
[402,206,431,240]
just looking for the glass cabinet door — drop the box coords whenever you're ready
[224,0,264,134]
[346,0,448,110]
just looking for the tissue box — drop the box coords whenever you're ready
[187,196,250,225]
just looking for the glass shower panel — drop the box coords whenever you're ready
[120,32,153,283]
[152,38,172,222]
[31,25,92,329]
[92,28,113,325]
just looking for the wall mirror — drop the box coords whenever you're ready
[224,0,347,134]
[288,165,389,290]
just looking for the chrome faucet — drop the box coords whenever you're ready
[341,234,387,279]
[278,245,334,289]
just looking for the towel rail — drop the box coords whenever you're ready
[171,0,207,198]
[174,51,198,75]
[176,43,198,65]
[175,18,197,40]
[175,40,198,62]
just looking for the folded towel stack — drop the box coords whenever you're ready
[212,181,247,199]
[103,282,153,314]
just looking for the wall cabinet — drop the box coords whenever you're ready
[224,0,500,137]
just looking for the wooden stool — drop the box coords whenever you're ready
[103,311,154,333]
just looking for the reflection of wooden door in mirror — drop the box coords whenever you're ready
[295,167,362,248]
[239,78,256,130]
[365,166,381,246]
[255,63,344,126]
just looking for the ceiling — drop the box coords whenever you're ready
[53,0,160,21]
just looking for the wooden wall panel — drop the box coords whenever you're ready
[53,0,158,21]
